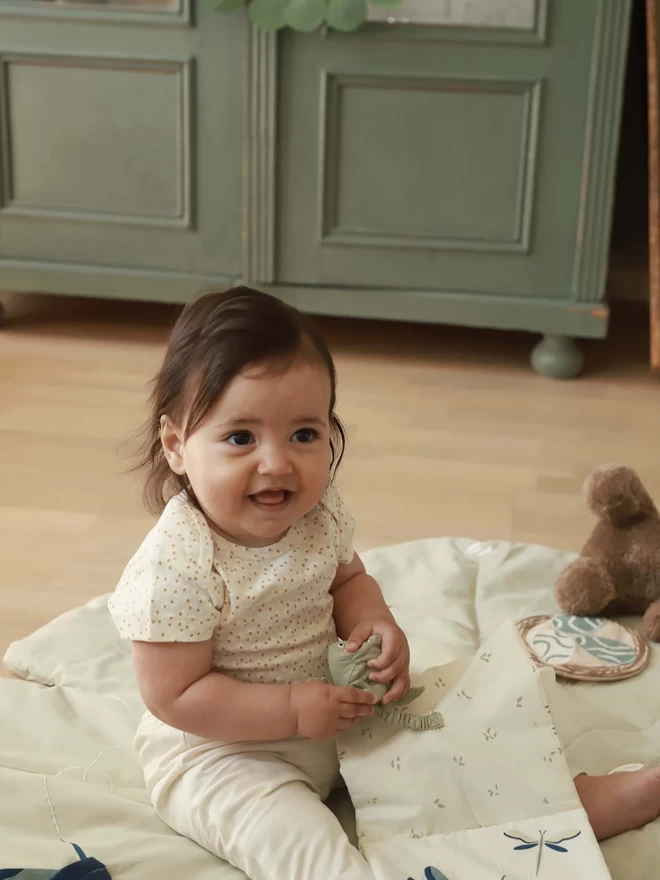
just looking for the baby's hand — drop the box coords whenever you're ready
[290,681,376,740]
[345,619,411,705]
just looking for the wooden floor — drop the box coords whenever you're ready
[1,292,659,667]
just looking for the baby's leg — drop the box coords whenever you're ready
[575,769,660,841]
[147,737,372,880]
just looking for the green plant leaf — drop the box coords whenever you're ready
[369,0,404,8]
[248,0,289,30]
[212,0,244,9]
[284,0,327,31]
[326,0,367,30]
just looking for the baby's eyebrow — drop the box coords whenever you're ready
[214,415,327,429]
[296,416,326,426]
[214,417,262,429]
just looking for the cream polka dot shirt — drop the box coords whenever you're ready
[108,484,355,686]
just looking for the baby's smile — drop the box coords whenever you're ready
[248,489,294,512]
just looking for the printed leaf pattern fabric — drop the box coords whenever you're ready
[336,622,611,880]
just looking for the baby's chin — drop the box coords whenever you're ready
[234,511,296,544]
[241,504,319,545]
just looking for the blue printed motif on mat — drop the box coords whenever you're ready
[531,615,637,667]
[504,829,581,877]
[407,868,449,880]
[0,844,110,879]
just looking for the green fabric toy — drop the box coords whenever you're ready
[328,636,444,731]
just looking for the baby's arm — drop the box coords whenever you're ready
[331,553,411,703]
[331,552,397,640]
[133,639,297,742]
[132,639,375,742]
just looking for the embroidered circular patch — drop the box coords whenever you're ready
[518,614,650,681]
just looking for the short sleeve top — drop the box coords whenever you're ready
[108,484,355,685]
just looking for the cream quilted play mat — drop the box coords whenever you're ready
[3,538,660,879]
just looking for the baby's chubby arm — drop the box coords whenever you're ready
[132,639,375,742]
[331,553,411,703]
[132,640,294,741]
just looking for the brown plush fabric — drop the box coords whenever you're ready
[555,466,660,640]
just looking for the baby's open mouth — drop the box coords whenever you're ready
[249,490,291,508]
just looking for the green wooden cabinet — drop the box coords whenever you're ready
[0,0,632,377]
[0,0,245,298]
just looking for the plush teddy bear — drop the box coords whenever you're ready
[554,465,660,641]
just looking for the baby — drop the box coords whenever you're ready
[110,287,660,879]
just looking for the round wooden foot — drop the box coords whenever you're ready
[531,335,584,379]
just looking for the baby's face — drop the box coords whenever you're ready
[178,358,333,547]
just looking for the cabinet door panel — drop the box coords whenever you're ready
[0,3,244,292]
[276,0,610,299]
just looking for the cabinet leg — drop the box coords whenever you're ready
[531,335,584,379]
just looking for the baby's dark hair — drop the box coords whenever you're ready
[137,286,346,514]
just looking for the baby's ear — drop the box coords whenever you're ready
[160,415,186,475]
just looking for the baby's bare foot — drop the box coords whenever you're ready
[574,768,660,841]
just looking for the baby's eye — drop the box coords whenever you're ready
[292,428,319,444]
[226,431,254,447]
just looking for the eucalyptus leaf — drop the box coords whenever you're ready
[212,0,244,9]
[326,0,367,31]
[284,0,328,32]
[248,0,289,30]
[369,0,404,8]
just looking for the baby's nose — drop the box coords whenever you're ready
[257,446,293,475]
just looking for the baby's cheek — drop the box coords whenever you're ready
[309,465,331,499]
[213,462,243,490]
[204,472,239,512]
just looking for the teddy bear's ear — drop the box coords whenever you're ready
[584,465,657,526]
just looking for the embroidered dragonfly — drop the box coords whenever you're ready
[503,829,581,876]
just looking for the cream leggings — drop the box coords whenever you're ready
[135,711,373,880]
